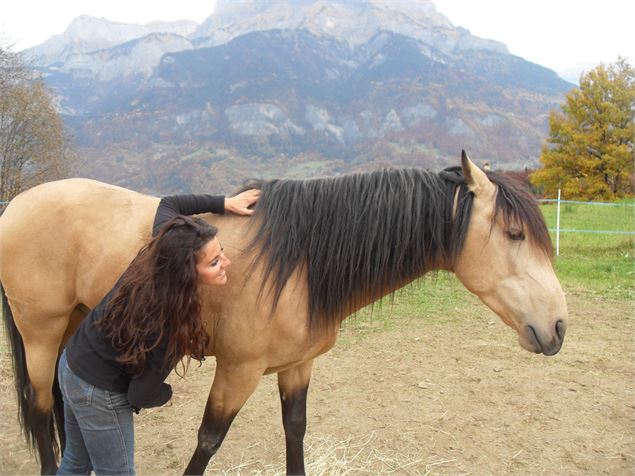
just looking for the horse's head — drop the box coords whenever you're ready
[452,152,568,356]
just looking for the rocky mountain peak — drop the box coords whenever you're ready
[25,1,508,67]
[196,0,506,56]
[24,15,198,66]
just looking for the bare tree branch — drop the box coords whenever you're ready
[0,43,74,202]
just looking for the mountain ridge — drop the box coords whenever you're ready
[20,1,573,193]
[24,15,198,66]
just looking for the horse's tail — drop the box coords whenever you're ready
[1,282,65,457]
[1,282,33,447]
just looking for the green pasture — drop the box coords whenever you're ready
[541,200,634,300]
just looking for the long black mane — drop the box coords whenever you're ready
[243,167,551,331]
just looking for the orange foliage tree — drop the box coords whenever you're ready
[531,58,634,200]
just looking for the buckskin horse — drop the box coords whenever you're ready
[0,152,568,474]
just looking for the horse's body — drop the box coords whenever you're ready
[0,154,568,475]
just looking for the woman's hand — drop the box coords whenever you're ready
[224,189,261,216]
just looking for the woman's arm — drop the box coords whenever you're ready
[152,194,224,236]
[152,190,260,236]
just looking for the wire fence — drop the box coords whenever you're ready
[538,193,635,255]
[539,199,635,207]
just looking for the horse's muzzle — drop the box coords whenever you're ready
[523,319,566,356]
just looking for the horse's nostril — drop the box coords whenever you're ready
[555,319,566,340]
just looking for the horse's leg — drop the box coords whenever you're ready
[278,360,314,476]
[183,362,263,475]
[25,337,65,475]
[6,295,70,475]
[55,305,89,452]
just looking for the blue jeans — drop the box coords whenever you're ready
[57,350,135,475]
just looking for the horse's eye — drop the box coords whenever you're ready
[506,229,525,241]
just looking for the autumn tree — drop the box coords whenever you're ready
[0,45,73,203]
[531,58,635,200]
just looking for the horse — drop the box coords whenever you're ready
[0,152,568,475]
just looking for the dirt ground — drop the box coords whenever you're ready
[1,292,633,475]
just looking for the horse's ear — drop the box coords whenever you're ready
[461,150,494,196]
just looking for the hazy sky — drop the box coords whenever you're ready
[1,0,633,72]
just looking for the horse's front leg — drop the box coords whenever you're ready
[278,360,314,476]
[183,361,263,475]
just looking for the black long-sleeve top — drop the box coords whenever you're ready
[65,194,225,409]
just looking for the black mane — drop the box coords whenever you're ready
[242,167,551,332]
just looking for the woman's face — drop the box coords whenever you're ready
[196,237,231,286]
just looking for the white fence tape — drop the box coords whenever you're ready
[539,191,635,256]
[539,199,635,207]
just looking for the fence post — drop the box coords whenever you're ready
[556,188,561,256]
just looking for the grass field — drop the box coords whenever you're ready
[541,200,635,300]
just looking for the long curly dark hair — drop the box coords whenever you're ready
[97,215,217,376]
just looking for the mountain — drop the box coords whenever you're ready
[24,15,197,67]
[51,33,194,81]
[25,0,574,193]
[195,0,507,55]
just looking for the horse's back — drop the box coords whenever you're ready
[0,178,159,310]
[1,177,156,220]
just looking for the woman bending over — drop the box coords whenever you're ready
[57,190,260,475]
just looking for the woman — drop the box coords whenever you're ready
[57,189,260,475]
